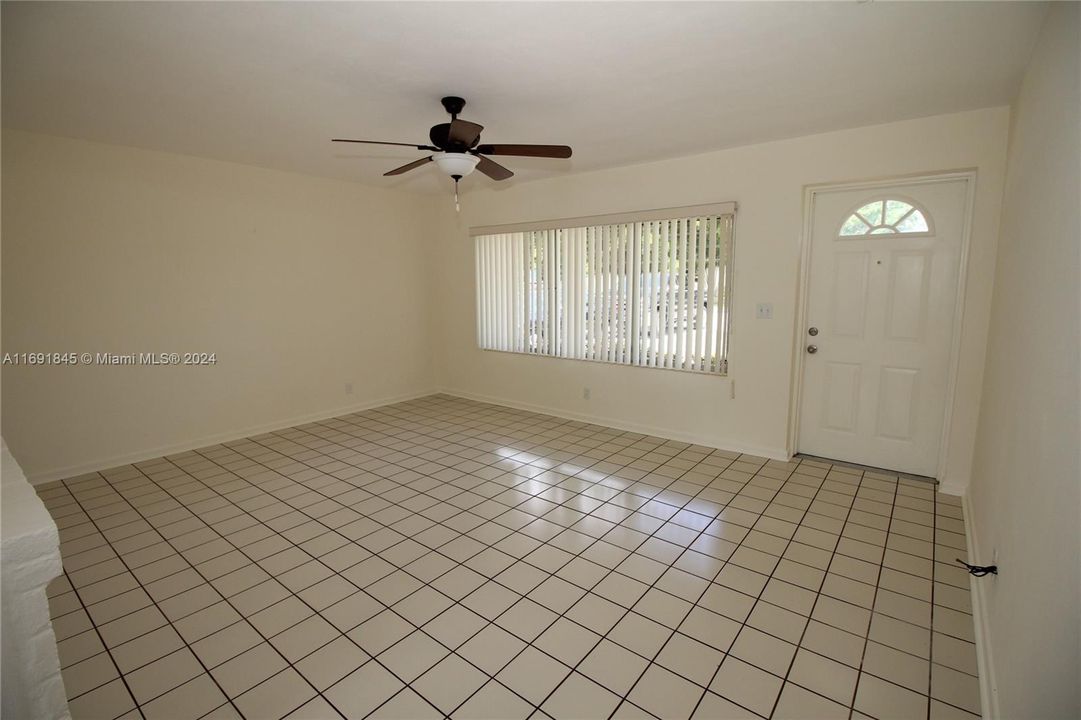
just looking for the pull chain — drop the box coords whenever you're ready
[455,179,460,213]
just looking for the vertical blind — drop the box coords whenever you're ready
[474,205,734,375]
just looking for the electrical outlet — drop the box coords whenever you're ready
[582,387,591,400]
[345,382,354,395]
[755,303,773,320]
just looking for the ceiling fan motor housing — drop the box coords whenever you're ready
[429,123,480,151]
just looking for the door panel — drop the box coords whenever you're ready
[822,362,862,432]
[876,366,919,440]
[884,251,931,341]
[798,180,967,476]
[830,252,870,338]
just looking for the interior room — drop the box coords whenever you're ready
[1,2,1077,719]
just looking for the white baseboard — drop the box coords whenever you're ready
[30,385,791,483]
[961,491,999,719]
[437,387,791,461]
[27,388,438,485]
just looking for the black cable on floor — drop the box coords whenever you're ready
[956,558,997,577]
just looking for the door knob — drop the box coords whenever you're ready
[807,345,818,354]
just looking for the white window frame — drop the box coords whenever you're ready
[472,202,736,376]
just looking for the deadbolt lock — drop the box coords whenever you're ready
[808,327,819,336]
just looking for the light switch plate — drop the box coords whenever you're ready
[756,303,773,319]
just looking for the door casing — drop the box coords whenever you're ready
[786,170,978,479]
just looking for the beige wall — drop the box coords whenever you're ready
[2,107,1013,496]
[2,130,435,480]
[431,108,1010,492]
[967,4,1081,718]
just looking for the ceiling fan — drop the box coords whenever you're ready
[332,96,572,197]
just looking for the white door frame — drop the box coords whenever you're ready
[786,169,979,478]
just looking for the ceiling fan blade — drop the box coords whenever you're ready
[333,139,439,151]
[447,119,484,148]
[474,154,514,181]
[475,144,572,159]
[384,156,433,176]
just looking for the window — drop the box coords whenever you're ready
[474,204,735,375]
[839,198,931,236]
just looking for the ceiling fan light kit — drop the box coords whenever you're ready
[332,96,572,211]
[433,152,479,179]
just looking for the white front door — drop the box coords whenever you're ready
[797,178,969,476]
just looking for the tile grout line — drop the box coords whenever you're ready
[54,567,147,720]
[172,406,799,713]
[41,396,976,720]
[67,449,886,713]
[50,412,726,713]
[50,463,953,633]
[928,491,937,720]
[445,446,781,718]
[690,462,857,719]
[237,412,756,718]
[277,411,883,718]
[57,406,903,713]
[56,477,250,719]
[764,467,878,718]
[54,406,959,713]
[79,461,346,720]
[845,472,901,720]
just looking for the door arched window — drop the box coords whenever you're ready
[839,198,932,236]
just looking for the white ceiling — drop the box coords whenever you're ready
[2,2,1046,194]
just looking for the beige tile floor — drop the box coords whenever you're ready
[39,394,981,720]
